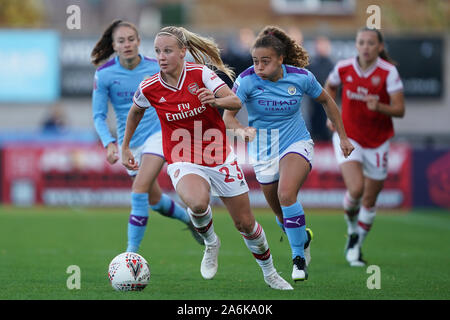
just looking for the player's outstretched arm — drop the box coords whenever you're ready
[315,89,354,158]
[122,103,145,170]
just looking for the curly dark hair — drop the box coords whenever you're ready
[252,26,309,68]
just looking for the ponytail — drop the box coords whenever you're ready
[379,49,396,65]
[91,20,139,67]
[157,26,236,81]
[253,26,309,68]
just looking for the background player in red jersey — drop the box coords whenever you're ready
[325,27,405,266]
[122,26,293,290]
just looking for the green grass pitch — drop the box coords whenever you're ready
[0,205,449,300]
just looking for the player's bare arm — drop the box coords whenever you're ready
[222,109,242,130]
[364,91,405,118]
[122,103,145,170]
[315,89,354,158]
[197,86,241,111]
[324,81,339,101]
[223,109,256,142]
[324,81,339,132]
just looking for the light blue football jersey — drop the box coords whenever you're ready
[233,64,323,161]
[92,54,160,148]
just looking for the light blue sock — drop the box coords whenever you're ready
[275,216,285,233]
[127,192,149,253]
[281,202,307,259]
[151,193,190,224]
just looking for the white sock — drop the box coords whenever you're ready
[357,206,376,246]
[240,222,276,277]
[187,206,217,246]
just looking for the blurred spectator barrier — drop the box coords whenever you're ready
[0,141,417,209]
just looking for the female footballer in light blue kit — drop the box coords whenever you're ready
[91,20,203,252]
[224,26,353,282]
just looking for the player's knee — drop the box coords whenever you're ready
[348,186,363,200]
[189,202,210,214]
[234,218,254,234]
[362,196,377,208]
[277,190,297,207]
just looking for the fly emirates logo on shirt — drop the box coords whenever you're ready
[347,86,379,101]
[166,103,207,122]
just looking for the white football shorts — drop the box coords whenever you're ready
[332,132,390,180]
[119,130,165,176]
[167,150,249,197]
[252,139,314,184]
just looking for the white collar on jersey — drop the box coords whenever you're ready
[158,61,187,91]
[352,56,379,79]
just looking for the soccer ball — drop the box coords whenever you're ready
[108,252,151,291]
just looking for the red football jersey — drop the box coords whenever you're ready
[133,61,230,166]
[327,57,403,148]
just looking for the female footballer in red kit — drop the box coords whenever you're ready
[325,27,405,266]
[122,26,293,289]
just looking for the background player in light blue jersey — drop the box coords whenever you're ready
[91,20,203,252]
[224,26,353,282]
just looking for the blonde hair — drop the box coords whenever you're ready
[253,25,309,68]
[157,26,235,81]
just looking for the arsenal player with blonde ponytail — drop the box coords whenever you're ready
[122,26,293,290]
